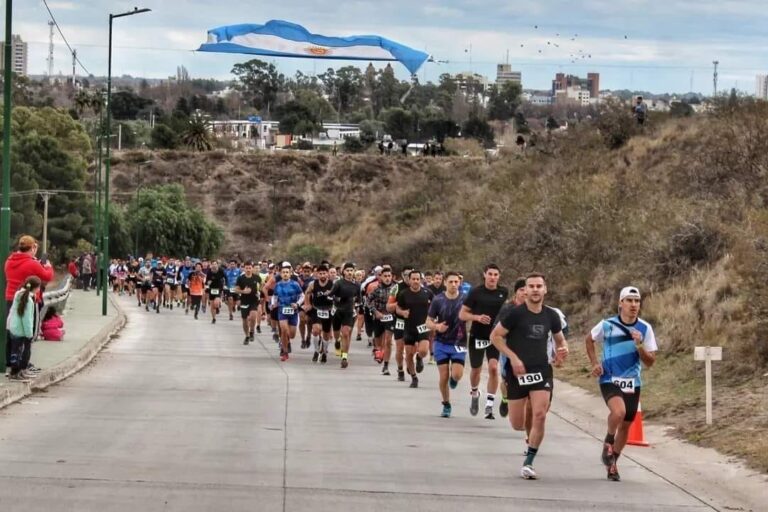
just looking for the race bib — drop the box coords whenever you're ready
[230,287,236,293]
[395,319,405,331]
[282,307,295,316]
[381,314,393,322]
[611,377,636,394]
[210,288,219,295]
[317,309,330,319]
[166,278,175,284]
[455,345,468,353]
[517,372,543,386]
[416,324,429,334]
[475,338,491,349]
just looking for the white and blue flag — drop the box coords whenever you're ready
[198,20,429,75]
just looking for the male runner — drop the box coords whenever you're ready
[426,271,446,364]
[490,273,568,480]
[150,261,166,314]
[369,267,395,374]
[235,261,262,345]
[187,263,206,319]
[225,260,242,321]
[497,278,527,418]
[460,264,509,419]
[395,270,433,388]
[273,264,304,361]
[303,264,334,363]
[330,262,360,368]
[386,265,412,381]
[585,286,657,482]
[298,263,315,349]
[138,260,152,309]
[426,272,466,416]
[206,261,227,324]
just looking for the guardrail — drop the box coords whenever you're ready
[42,275,73,315]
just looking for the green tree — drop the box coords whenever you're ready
[231,59,285,113]
[110,90,154,120]
[487,81,522,121]
[181,115,213,151]
[670,101,694,117]
[319,66,365,115]
[275,99,319,135]
[126,185,223,258]
[462,116,495,148]
[381,107,413,140]
[150,124,179,149]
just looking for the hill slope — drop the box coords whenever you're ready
[111,104,768,471]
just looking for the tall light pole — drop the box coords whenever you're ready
[102,7,151,315]
[133,160,151,257]
[0,0,13,356]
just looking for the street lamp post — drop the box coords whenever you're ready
[133,160,151,256]
[0,0,13,355]
[102,7,151,316]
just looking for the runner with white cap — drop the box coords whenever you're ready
[585,285,657,481]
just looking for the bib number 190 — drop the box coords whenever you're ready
[517,372,543,386]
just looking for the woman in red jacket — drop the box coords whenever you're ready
[5,235,53,371]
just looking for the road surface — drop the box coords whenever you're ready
[0,297,716,511]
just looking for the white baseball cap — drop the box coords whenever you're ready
[619,286,641,301]
[281,261,292,269]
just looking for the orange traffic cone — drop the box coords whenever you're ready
[627,401,650,446]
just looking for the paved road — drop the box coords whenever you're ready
[0,296,715,511]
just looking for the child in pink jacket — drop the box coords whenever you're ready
[41,309,65,341]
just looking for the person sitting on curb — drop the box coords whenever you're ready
[41,308,65,342]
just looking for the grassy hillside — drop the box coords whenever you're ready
[111,102,768,471]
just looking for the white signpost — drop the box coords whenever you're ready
[693,346,723,425]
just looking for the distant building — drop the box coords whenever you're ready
[496,63,521,87]
[451,71,490,94]
[756,75,768,100]
[552,72,599,99]
[0,34,28,76]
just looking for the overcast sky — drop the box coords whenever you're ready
[12,0,768,94]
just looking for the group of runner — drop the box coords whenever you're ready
[117,255,657,483]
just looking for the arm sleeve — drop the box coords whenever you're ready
[396,291,406,309]
[589,321,604,342]
[500,306,517,331]
[643,324,658,352]
[462,288,477,311]
[549,308,562,335]
[427,298,439,319]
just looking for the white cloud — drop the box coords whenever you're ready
[46,1,79,10]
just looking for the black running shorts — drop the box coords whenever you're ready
[505,364,553,400]
[600,383,641,422]
[468,335,500,369]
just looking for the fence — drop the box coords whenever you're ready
[41,275,73,317]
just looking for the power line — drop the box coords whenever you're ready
[42,0,91,76]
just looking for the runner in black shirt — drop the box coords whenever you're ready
[206,261,227,324]
[395,270,433,388]
[459,264,509,419]
[235,261,262,345]
[304,264,335,364]
[330,262,360,368]
[490,273,568,481]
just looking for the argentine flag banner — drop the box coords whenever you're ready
[198,20,429,75]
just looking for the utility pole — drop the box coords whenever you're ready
[47,20,54,81]
[71,49,76,86]
[40,191,53,255]
[713,60,719,98]
[1,0,14,361]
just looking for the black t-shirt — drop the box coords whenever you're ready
[396,287,433,333]
[463,285,509,339]
[151,267,165,284]
[311,279,334,310]
[330,279,359,312]
[427,284,446,296]
[500,304,562,368]
[236,274,262,305]
[206,269,227,294]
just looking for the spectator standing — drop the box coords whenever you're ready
[4,235,52,376]
[6,276,42,381]
[81,254,93,292]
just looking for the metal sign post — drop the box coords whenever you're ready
[693,346,723,425]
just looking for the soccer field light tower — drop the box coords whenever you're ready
[102,7,151,315]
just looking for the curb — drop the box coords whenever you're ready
[0,293,126,410]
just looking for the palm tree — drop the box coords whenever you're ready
[181,114,213,151]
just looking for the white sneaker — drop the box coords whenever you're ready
[520,465,537,480]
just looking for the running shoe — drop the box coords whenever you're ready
[356,333,362,341]
[211,318,216,324]
[249,332,254,342]
[441,402,452,418]
[449,377,458,389]
[397,370,405,381]
[409,375,419,388]
[520,465,538,480]
[256,325,261,334]
[320,353,327,364]
[312,352,319,363]
[499,399,509,418]
[607,463,621,482]
[367,339,372,347]
[287,343,292,354]
[484,405,495,420]
[229,313,233,321]
[243,337,249,346]
[382,366,390,376]
[415,355,424,374]
[194,311,198,320]
[601,443,614,467]
[280,352,288,362]
[273,333,279,343]
[373,350,383,364]
[470,393,480,416]
[8,373,30,383]
[341,357,348,369]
